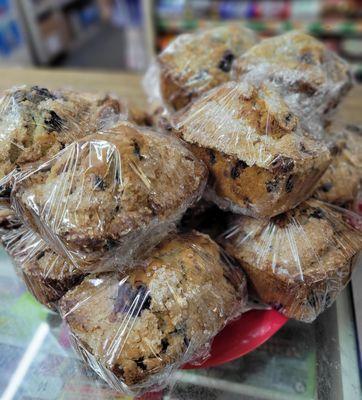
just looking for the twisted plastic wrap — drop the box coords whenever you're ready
[221,199,362,322]
[58,231,247,395]
[0,85,150,196]
[12,122,207,272]
[0,205,85,309]
[313,124,362,206]
[173,80,331,218]
[232,31,353,138]
[144,24,258,112]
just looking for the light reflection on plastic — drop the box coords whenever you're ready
[1,322,49,400]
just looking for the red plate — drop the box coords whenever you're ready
[183,309,287,369]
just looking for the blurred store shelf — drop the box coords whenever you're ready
[144,0,362,81]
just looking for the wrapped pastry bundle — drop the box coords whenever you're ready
[0,24,361,398]
[313,124,362,206]
[232,30,352,137]
[59,232,247,394]
[144,24,258,112]
[0,85,149,196]
[0,206,85,309]
[173,81,331,218]
[221,199,362,322]
[12,122,207,271]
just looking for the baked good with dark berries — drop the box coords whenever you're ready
[0,208,86,308]
[156,24,258,111]
[314,124,362,206]
[174,81,331,218]
[233,31,352,137]
[59,232,247,393]
[221,199,362,322]
[0,86,129,195]
[12,122,207,271]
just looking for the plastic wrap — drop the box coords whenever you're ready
[221,199,362,322]
[232,31,353,138]
[313,124,362,206]
[12,122,207,272]
[58,231,247,395]
[0,205,86,309]
[0,199,21,238]
[145,24,258,112]
[173,80,331,218]
[0,85,142,197]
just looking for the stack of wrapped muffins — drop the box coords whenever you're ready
[0,25,361,396]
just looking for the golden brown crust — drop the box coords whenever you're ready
[158,24,258,111]
[190,143,329,218]
[13,123,207,270]
[175,81,331,217]
[233,31,352,136]
[59,232,246,388]
[22,249,86,308]
[0,213,86,308]
[314,125,362,205]
[222,199,362,321]
[0,86,128,191]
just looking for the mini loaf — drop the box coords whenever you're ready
[156,24,258,111]
[314,124,362,206]
[12,122,207,271]
[233,31,352,137]
[59,232,247,393]
[221,199,362,322]
[174,81,331,218]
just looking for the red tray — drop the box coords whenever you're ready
[183,309,287,369]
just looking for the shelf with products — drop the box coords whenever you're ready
[0,1,32,65]
[155,17,362,66]
[156,17,362,38]
[34,0,53,18]
[17,0,101,65]
[146,0,362,80]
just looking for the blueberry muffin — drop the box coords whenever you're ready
[12,123,207,271]
[233,31,352,137]
[314,124,362,205]
[174,81,331,218]
[157,24,258,111]
[221,199,362,322]
[0,208,85,309]
[0,86,129,195]
[59,232,247,393]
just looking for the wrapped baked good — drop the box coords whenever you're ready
[148,24,258,112]
[233,31,353,137]
[314,124,362,206]
[12,122,207,272]
[0,206,85,309]
[221,199,362,322]
[174,81,331,218]
[0,85,140,196]
[59,231,247,394]
[0,199,21,238]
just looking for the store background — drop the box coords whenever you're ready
[0,0,361,80]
